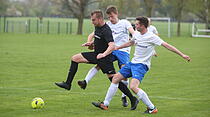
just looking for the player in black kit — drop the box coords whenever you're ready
[55,10,138,110]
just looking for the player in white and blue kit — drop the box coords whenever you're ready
[147,18,159,35]
[148,18,159,57]
[78,6,135,108]
[92,16,191,113]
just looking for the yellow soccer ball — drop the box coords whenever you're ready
[31,97,44,109]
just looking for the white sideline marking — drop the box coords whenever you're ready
[0,87,208,101]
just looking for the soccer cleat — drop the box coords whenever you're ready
[77,80,87,89]
[92,101,108,110]
[130,96,139,110]
[121,96,128,107]
[55,81,71,90]
[144,107,158,114]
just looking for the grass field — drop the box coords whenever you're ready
[0,33,210,117]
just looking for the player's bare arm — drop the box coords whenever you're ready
[87,32,94,43]
[82,32,94,49]
[97,42,115,59]
[161,42,191,62]
[128,27,135,35]
[115,40,135,50]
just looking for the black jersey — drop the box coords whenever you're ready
[94,23,114,54]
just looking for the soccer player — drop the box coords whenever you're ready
[78,6,135,107]
[148,18,159,57]
[147,18,159,35]
[55,10,138,110]
[92,16,191,114]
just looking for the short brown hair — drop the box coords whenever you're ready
[136,16,149,28]
[91,10,104,19]
[106,5,118,14]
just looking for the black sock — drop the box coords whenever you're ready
[108,76,134,101]
[65,61,78,85]
[118,82,134,101]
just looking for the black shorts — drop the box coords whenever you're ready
[81,52,116,74]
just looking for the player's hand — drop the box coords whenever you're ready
[97,53,106,59]
[182,54,191,62]
[88,44,94,50]
[82,42,94,50]
[115,46,119,50]
[81,42,92,47]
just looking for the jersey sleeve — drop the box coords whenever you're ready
[122,19,132,30]
[153,26,158,34]
[103,26,114,43]
[151,35,164,46]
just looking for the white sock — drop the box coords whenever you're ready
[85,67,99,84]
[103,83,119,106]
[121,80,129,97]
[137,89,155,109]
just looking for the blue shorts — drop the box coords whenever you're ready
[112,50,130,68]
[119,62,148,82]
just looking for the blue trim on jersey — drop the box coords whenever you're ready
[111,50,130,68]
[119,62,148,82]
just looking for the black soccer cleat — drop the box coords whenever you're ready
[92,101,108,110]
[77,80,87,90]
[121,96,128,107]
[130,96,139,110]
[55,81,71,90]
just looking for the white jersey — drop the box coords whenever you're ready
[131,31,164,69]
[106,19,132,53]
[147,25,158,35]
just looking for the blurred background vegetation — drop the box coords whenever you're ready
[0,0,209,35]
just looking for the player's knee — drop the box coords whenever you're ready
[112,76,118,83]
[130,85,137,93]
[112,74,121,83]
[71,54,79,62]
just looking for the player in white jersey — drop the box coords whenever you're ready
[92,16,191,114]
[78,6,137,108]
[147,18,159,35]
[148,18,159,57]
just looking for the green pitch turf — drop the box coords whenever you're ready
[0,33,209,117]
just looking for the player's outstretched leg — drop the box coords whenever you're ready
[55,60,78,90]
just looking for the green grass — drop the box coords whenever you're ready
[0,33,210,117]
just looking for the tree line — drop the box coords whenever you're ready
[0,0,209,36]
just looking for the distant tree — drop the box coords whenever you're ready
[0,0,9,16]
[12,0,53,17]
[163,0,189,36]
[62,0,99,35]
[187,0,210,29]
[142,0,156,17]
